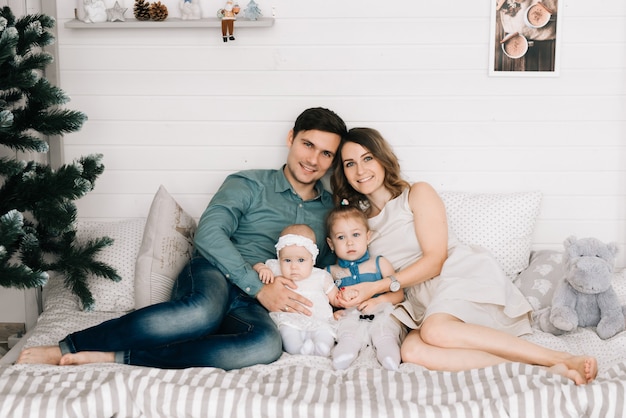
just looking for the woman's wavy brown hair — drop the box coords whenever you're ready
[330,127,410,215]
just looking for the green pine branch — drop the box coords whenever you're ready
[0,157,25,177]
[0,6,119,309]
[0,210,48,289]
[52,233,121,311]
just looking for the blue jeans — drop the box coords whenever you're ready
[59,256,282,370]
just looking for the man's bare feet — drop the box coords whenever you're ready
[59,351,115,366]
[17,346,62,365]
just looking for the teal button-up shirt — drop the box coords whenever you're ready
[194,167,335,297]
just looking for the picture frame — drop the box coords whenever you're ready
[489,0,561,76]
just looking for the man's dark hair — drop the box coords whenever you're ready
[292,107,347,138]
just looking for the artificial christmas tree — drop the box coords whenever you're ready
[0,7,119,310]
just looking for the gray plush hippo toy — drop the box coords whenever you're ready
[537,236,626,340]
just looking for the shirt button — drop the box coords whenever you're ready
[225,274,230,278]
[298,203,303,208]
[246,287,251,292]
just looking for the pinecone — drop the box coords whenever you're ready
[149,2,169,21]
[134,0,151,21]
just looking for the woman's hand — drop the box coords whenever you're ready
[336,282,379,308]
[355,296,386,314]
[335,283,386,319]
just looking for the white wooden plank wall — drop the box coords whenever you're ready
[0,0,39,15]
[50,1,625,265]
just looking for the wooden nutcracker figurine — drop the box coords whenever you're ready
[219,0,240,42]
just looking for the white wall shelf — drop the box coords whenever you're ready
[64,17,274,29]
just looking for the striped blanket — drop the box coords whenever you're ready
[2,276,626,417]
[2,354,626,418]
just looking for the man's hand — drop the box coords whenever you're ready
[256,276,313,315]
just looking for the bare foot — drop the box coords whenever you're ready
[584,357,598,381]
[548,363,585,385]
[59,351,115,366]
[17,346,62,365]
[563,355,597,383]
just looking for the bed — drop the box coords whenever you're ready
[1,186,625,418]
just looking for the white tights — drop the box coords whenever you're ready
[280,325,335,357]
[332,304,404,370]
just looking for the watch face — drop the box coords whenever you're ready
[390,280,401,292]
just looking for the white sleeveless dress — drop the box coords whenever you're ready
[368,188,532,336]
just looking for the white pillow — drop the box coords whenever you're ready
[439,191,542,278]
[134,185,197,309]
[75,218,147,312]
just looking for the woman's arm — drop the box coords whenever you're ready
[393,181,449,287]
[337,256,404,311]
[337,182,449,307]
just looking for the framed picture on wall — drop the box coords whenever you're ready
[489,0,561,76]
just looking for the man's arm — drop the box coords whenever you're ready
[193,175,264,296]
[193,174,313,314]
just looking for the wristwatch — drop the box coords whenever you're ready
[388,275,401,292]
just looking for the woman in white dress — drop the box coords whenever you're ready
[330,127,597,384]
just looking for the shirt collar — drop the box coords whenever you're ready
[337,250,370,268]
[275,165,330,203]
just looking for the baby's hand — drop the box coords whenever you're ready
[259,269,274,284]
[254,263,275,284]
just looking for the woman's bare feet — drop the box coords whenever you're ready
[548,363,585,385]
[17,346,63,365]
[549,355,597,385]
[60,351,115,365]
[564,355,597,383]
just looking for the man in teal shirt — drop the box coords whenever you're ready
[20,107,346,370]
[195,168,336,299]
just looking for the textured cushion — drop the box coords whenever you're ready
[75,218,147,312]
[515,250,564,310]
[439,191,542,278]
[134,185,197,309]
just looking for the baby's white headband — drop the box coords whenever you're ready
[275,234,319,262]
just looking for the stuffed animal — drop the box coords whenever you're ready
[537,236,626,340]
